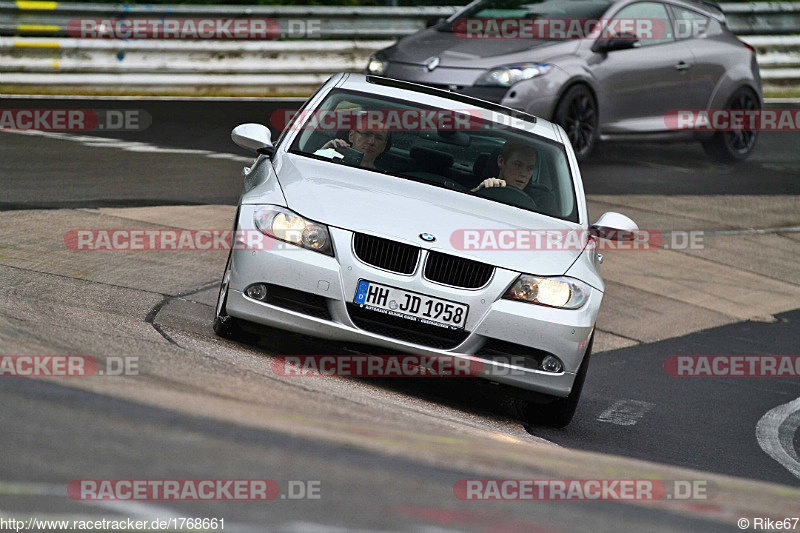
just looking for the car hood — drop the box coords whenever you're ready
[386,28,578,69]
[267,154,583,276]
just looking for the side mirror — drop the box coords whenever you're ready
[593,33,641,53]
[231,123,274,156]
[590,212,638,240]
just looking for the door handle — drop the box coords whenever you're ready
[674,61,691,71]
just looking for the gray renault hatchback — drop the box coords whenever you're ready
[367,0,762,161]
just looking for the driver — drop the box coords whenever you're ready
[472,141,537,192]
[317,126,389,170]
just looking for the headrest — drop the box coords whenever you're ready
[474,150,501,180]
[410,147,454,174]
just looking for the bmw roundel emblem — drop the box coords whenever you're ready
[420,233,436,242]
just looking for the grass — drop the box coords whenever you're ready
[764,89,800,99]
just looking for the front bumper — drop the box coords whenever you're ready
[381,61,566,120]
[226,207,601,398]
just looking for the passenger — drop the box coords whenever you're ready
[317,127,390,170]
[472,141,537,192]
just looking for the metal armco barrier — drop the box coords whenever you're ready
[0,1,798,94]
[0,37,395,94]
[0,2,458,39]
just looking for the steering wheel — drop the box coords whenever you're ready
[402,171,471,192]
[476,185,538,210]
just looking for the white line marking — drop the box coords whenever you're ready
[702,226,800,236]
[0,129,252,163]
[87,499,184,521]
[597,399,655,426]
[121,145,213,155]
[0,480,185,522]
[272,522,418,533]
[756,396,800,480]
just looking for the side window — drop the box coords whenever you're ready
[611,2,674,48]
[274,96,314,149]
[669,5,711,40]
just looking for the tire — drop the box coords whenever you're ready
[552,84,598,162]
[514,334,594,428]
[701,87,760,162]
[212,251,244,340]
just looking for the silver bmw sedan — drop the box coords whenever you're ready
[214,73,637,427]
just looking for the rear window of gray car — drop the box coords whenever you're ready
[669,4,718,38]
[288,89,578,223]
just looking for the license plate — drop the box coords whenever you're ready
[353,279,469,330]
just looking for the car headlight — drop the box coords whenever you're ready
[475,63,552,87]
[503,275,588,309]
[366,54,388,76]
[253,206,333,256]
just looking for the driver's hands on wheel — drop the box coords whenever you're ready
[471,177,506,192]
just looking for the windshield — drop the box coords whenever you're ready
[288,89,578,222]
[438,0,611,31]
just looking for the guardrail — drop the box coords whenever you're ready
[0,37,393,94]
[0,3,458,39]
[2,2,799,38]
[0,2,798,95]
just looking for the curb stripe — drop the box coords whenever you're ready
[16,24,61,32]
[15,1,58,10]
[13,41,60,48]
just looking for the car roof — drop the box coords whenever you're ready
[454,0,725,24]
[334,73,563,144]
[606,0,725,21]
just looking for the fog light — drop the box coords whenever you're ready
[245,283,268,301]
[540,355,563,373]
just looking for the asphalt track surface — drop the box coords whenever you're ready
[1,96,800,532]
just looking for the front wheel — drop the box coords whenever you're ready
[514,334,594,428]
[212,252,244,339]
[701,87,760,162]
[553,85,598,162]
